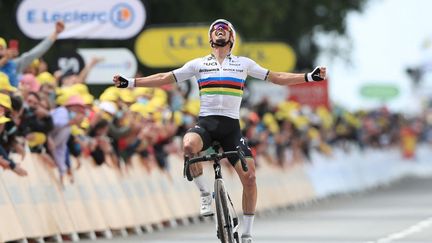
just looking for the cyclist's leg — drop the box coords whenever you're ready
[222,135,257,238]
[234,157,256,239]
[183,117,213,176]
[183,125,214,216]
[183,132,204,177]
[234,157,257,214]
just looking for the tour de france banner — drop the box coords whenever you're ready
[16,0,146,39]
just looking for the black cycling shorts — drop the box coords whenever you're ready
[187,115,253,166]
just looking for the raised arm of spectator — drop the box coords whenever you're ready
[14,21,65,74]
[76,57,104,84]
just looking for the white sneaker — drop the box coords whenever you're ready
[200,192,213,216]
[241,234,253,243]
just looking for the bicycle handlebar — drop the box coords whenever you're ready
[184,146,249,181]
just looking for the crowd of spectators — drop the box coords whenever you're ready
[1,21,431,187]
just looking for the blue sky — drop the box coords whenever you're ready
[317,0,432,113]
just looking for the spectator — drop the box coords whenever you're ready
[0,72,17,94]
[0,115,28,176]
[49,95,86,186]
[0,93,11,116]
[0,94,27,176]
[17,92,55,167]
[0,21,65,87]
[37,71,57,108]
[19,74,40,99]
[88,119,116,166]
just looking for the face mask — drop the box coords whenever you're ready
[48,92,56,102]
[69,111,77,120]
[183,115,194,126]
[137,97,149,104]
[171,94,183,111]
[115,110,124,118]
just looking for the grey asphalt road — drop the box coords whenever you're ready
[82,176,432,243]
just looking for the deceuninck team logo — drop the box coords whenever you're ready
[110,3,134,28]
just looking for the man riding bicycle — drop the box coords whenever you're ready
[114,19,326,243]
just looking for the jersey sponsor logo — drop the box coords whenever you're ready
[199,68,219,73]
[223,68,244,73]
[203,62,217,66]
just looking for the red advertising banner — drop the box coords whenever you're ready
[287,80,330,109]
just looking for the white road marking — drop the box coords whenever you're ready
[365,216,432,243]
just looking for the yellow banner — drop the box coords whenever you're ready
[135,26,242,68]
[239,42,296,72]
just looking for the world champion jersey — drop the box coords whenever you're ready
[172,54,269,119]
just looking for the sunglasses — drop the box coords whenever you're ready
[212,23,231,32]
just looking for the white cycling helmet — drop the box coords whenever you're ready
[208,19,236,50]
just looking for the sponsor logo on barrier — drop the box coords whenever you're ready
[16,0,146,39]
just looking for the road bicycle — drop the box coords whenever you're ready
[184,144,249,243]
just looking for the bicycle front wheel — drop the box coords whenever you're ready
[215,179,235,243]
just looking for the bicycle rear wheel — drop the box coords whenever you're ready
[215,179,235,243]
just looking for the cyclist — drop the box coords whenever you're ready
[113,19,326,242]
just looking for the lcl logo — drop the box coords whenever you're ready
[167,33,205,49]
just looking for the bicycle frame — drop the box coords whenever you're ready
[184,145,248,243]
[213,158,239,243]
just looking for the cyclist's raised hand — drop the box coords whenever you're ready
[305,66,327,82]
[113,74,135,88]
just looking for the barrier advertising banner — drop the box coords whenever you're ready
[16,0,146,39]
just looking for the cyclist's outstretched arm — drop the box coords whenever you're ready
[267,66,327,86]
[113,72,176,88]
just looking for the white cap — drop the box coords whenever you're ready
[99,101,117,115]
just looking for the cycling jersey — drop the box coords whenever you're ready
[172,54,269,119]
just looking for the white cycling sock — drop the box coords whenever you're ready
[194,175,209,195]
[242,214,255,236]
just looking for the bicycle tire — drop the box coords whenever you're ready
[215,179,235,243]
